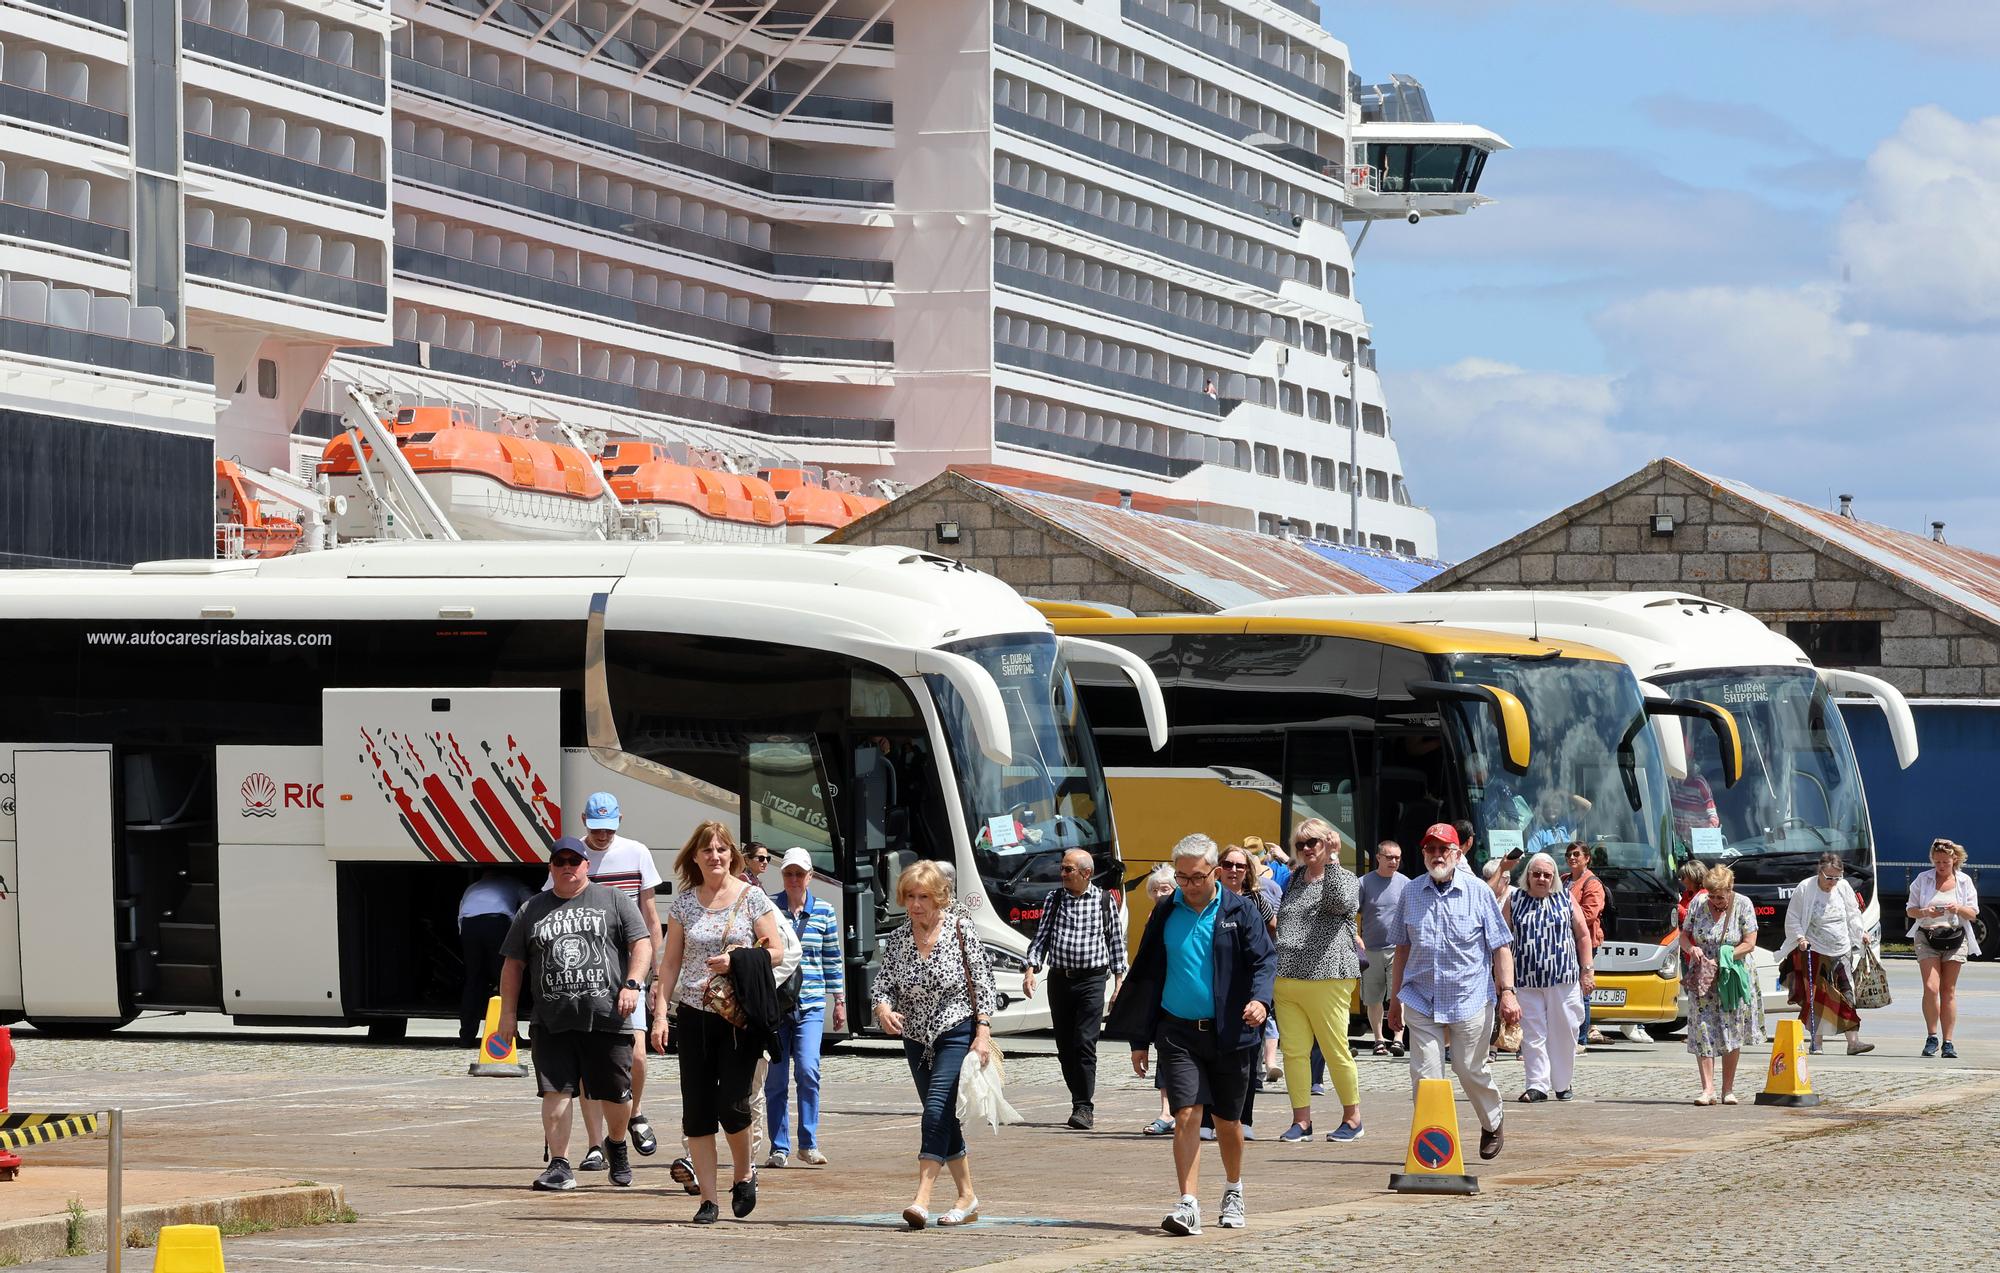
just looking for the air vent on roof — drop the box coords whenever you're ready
[1838,493,1855,519]
[1933,521,1947,543]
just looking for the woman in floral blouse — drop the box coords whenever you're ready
[1679,864,1761,1106]
[871,860,998,1230]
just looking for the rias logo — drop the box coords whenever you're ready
[241,772,279,818]
[240,773,323,817]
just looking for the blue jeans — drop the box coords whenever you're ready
[765,1005,825,1155]
[903,1018,972,1163]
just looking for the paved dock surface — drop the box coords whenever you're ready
[5,959,1995,1270]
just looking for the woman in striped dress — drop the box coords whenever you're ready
[1504,852,1596,1102]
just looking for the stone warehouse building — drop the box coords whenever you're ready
[828,468,1440,612]
[1423,458,2000,698]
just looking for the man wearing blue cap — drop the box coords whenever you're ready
[547,792,666,1169]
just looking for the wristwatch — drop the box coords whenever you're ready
[624,978,643,990]
[1497,985,1517,994]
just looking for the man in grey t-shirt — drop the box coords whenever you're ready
[499,843,652,1192]
[1357,841,1408,1056]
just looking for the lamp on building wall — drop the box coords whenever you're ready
[935,520,961,544]
[1650,513,1676,537]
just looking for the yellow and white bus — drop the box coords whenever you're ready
[1048,607,1738,1025]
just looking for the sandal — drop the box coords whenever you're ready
[1372,1042,1391,1056]
[1694,1094,1717,1106]
[937,1198,980,1226]
[1720,1093,1739,1106]
[1388,1040,1406,1057]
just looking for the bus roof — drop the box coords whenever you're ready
[0,542,1049,654]
[1050,612,1625,663]
[1220,591,1809,678]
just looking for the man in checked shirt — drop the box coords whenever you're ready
[1022,848,1127,1130]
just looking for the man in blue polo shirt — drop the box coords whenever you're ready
[1107,833,1277,1237]
[1386,823,1520,1161]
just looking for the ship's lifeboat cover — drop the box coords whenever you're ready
[780,484,854,529]
[322,410,603,500]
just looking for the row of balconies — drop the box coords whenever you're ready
[0,269,213,382]
[0,155,126,257]
[996,309,1277,417]
[185,202,385,312]
[1124,0,1344,112]
[185,0,379,74]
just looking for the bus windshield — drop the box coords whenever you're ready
[1446,653,1673,891]
[1654,667,1870,880]
[928,634,1117,936]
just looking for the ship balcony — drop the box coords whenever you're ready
[182,0,385,107]
[1347,123,1510,222]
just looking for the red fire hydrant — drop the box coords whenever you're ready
[0,1025,19,1179]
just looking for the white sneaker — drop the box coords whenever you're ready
[1218,1186,1246,1229]
[1625,1024,1654,1043]
[1162,1197,1202,1236]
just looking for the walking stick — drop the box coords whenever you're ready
[1806,947,1820,1053]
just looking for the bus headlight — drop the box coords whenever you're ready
[983,944,1029,975]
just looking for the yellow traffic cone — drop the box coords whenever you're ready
[1388,1077,1479,1195]
[1754,1018,1820,1106]
[152,1223,225,1272]
[468,996,525,1078]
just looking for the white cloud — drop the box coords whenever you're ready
[1393,109,2000,559]
[1624,0,2000,57]
[1836,106,2000,328]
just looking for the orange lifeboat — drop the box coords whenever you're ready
[321,406,610,541]
[599,441,784,543]
[214,460,303,559]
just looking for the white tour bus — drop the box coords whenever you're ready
[0,543,1164,1037]
[1245,591,1918,1024]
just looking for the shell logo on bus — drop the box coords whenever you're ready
[355,726,561,865]
[241,772,279,818]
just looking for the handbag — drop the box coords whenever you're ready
[1924,923,1968,953]
[699,887,756,1028]
[1851,943,1892,1010]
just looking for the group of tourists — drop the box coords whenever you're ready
[483,789,1978,1234]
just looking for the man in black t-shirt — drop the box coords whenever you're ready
[500,843,652,1191]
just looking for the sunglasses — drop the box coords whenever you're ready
[751,854,771,864]
[1219,861,1249,871]
[1059,865,1089,875]
[552,855,587,867]
[1294,838,1320,851]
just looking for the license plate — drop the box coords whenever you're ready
[1589,988,1626,1007]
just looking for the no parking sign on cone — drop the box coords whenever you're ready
[1389,1078,1480,1195]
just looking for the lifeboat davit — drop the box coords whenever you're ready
[321,407,610,541]
[214,459,303,559]
[600,442,785,544]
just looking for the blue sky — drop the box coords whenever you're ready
[1323,1,2000,559]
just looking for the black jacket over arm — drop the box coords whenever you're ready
[727,944,783,1060]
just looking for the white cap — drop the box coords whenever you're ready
[780,847,814,873]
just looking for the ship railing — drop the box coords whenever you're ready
[1346,164,1380,193]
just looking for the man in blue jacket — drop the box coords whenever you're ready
[1107,833,1277,1237]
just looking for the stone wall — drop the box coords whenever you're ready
[831,480,1196,614]
[1439,468,2000,697]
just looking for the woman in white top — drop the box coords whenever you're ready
[1781,852,1872,1055]
[1907,838,1981,1059]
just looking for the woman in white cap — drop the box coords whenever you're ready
[765,847,844,1168]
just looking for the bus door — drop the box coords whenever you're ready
[746,735,847,1024]
[1284,728,1379,874]
[11,748,121,1023]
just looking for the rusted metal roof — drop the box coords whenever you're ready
[982,482,1394,608]
[1706,471,2000,627]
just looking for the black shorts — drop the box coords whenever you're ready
[531,1029,634,1101]
[1156,1014,1255,1118]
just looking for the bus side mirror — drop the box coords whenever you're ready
[1412,680,1531,776]
[1818,666,1919,769]
[1057,636,1170,752]
[1645,699,1743,787]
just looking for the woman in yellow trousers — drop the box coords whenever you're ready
[1271,817,1365,1143]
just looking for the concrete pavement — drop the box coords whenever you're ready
[2,959,1991,1271]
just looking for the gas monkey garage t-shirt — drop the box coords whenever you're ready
[502,881,648,1035]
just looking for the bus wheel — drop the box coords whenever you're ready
[1974,909,1994,961]
[366,1018,409,1042]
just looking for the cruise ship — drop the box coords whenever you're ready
[0,0,1502,568]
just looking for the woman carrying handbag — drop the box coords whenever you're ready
[871,860,998,1230]
[1909,838,1981,1059]
[650,821,783,1224]
[1781,852,1874,1055]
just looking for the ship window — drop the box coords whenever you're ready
[257,359,278,399]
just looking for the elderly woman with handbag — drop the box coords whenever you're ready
[1782,852,1874,1056]
[1679,865,1760,1106]
[872,860,998,1230]
[1909,838,1981,1059]
[650,820,783,1224]
[1504,852,1595,1102]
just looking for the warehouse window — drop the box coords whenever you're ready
[1785,620,1882,668]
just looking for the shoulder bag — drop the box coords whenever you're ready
[1851,940,1892,1010]
[699,886,755,1028]
[954,919,1004,1073]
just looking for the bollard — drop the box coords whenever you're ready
[107,1109,123,1273]
[468,996,525,1077]
[1388,1078,1480,1195]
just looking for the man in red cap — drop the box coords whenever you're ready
[1384,824,1519,1161]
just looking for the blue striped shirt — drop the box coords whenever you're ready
[1383,867,1511,1024]
[771,891,844,1013]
